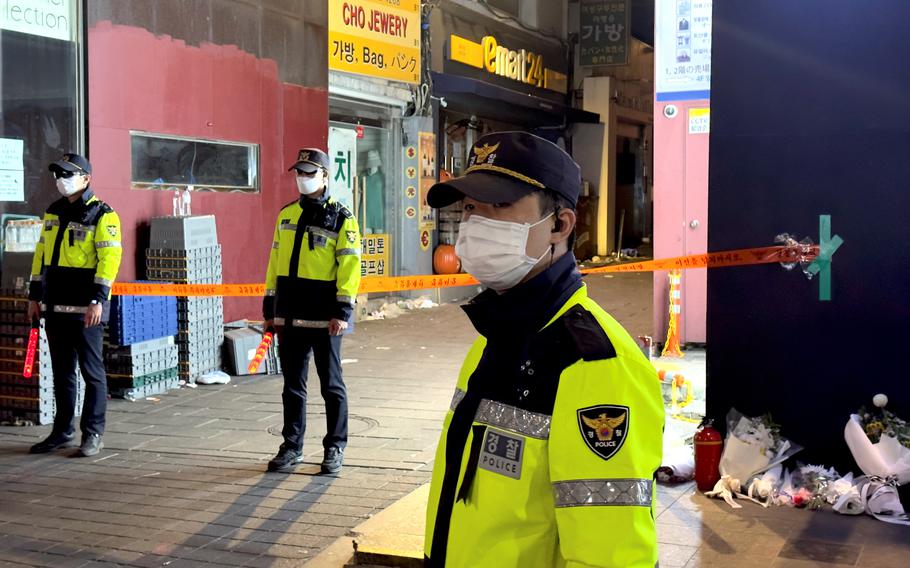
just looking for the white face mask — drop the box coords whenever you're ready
[56,176,82,197]
[455,213,554,291]
[296,171,324,195]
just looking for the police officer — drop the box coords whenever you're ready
[423,132,663,567]
[263,148,361,474]
[27,153,122,457]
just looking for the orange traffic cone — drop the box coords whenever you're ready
[661,270,683,357]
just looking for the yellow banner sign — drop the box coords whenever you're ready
[329,0,421,84]
[448,34,568,94]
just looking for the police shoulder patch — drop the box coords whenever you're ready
[578,405,629,461]
[106,225,118,238]
[346,230,357,243]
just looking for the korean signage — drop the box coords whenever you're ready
[361,234,390,276]
[418,132,436,230]
[0,0,74,42]
[579,0,630,67]
[328,0,421,84]
[448,34,568,94]
[328,127,357,210]
[655,0,713,101]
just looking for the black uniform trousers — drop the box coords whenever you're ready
[278,327,348,453]
[44,316,107,438]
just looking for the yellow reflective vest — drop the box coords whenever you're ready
[425,284,664,568]
[263,196,361,327]
[29,190,123,320]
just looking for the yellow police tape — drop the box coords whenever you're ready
[111,245,817,297]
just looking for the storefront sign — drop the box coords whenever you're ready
[688,108,710,134]
[448,34,567,94]
[329,127,357,210]
[656,0,713,101]
[329,0,421,85]
[0,0,74,42]
[0,138,24,201]
[418,132,436,230]
[579,0,630,67]
[361,234,390,276]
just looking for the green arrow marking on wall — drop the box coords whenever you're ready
[806,215,843,301]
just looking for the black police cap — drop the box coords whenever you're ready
[288,148,330,173]
[49,152,92,175]
[427,131,581,209]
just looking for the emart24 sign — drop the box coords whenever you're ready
[329,0,421,85]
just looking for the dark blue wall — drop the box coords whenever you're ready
[707,1,910,472]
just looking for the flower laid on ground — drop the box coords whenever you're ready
[706,409,802,509]
[845,395,910,486]
[844,394,910,525]
[719,409,802,486]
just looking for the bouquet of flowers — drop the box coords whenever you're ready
[845,395,910,484]
[706,409,802,508]
[843,394,910,525]
[720,409,802,483]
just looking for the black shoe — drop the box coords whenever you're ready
[321,447,344,474]
[29,434,76,454]
[267,445,302,473]
[79,434,103,457]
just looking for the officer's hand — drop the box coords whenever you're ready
[27,301,41,322]
[328,319,348,336]
[85,303,102,328]
[265,319,283,334]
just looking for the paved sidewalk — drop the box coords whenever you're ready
[0,295,485,566]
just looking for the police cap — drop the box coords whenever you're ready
[289,148,330,173]
[49,152,92,175]
[427,131,580,209]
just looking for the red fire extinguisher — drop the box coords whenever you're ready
[694,418,723,492]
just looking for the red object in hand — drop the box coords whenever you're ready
[694,419,724,492]
[22,323,39,379]
[247,331,274,374]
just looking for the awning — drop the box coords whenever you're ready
[431,72,600,126]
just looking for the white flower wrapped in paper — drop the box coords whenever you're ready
[718,410,802,488]
[707,409,802,509]
[845,414,910,485]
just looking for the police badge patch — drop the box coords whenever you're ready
[106,225,118,238]
[578,405,629,461]
[346,230,357,243]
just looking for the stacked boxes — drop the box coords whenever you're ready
[105,292,180,400]
[108,294,178,346]
[0,294,83,425]
[148,216,224,385]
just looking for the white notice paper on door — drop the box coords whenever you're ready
[0,138,24,201]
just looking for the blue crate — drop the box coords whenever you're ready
[108,284,178,346]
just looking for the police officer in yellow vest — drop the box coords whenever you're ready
[423,132,663,567]
[263,148,361,474]
[27,153,122,457]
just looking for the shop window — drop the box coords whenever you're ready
[1,0,83,216]
[130,132,259,193]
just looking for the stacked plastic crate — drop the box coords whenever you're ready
[105,293,179,401]
[147,216,223,385]
[0,273,83,425]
